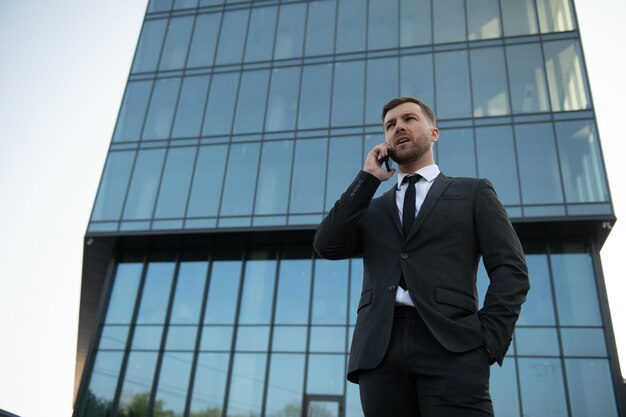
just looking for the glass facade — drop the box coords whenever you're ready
[75,0,624,416]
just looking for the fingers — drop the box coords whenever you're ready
[363,143,394,181]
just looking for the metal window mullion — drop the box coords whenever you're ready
[301,252,317,408]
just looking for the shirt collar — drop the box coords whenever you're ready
[397,164,440,190]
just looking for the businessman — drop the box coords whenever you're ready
[314,97,529,416]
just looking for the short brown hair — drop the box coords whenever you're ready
[381,97,436,125]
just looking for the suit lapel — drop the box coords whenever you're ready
[382,185,403,236]
[406,173,452,241]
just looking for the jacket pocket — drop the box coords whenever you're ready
[357,288,373,312]
[435,287,477,313]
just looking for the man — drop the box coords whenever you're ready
[314,97,529,416]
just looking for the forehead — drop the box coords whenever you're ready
[383,102,424,123]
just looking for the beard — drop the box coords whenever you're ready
[389,139,430,166]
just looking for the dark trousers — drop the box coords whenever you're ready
[358,306,494,417]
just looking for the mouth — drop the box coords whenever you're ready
[396,136,411,146]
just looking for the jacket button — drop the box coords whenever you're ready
[388,285,396,292]
[400,253,408,259]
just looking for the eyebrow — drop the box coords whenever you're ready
[385,112,420,126]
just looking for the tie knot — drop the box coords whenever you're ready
[402,174,422,185]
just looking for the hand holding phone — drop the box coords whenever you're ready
[378,153,392,172]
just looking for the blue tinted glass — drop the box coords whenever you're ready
[172,75,210,138]
[555,121,608,203]
[514,123,564,204]
[298,64,332,129]
[305,0,336,56]
[326,136,363,210]
[148,0,173,12]
[345,380,363,417]
[199,0,223,5]
[187,13,221,68]
[136,262,176,324]
[186,145,228,217]
[518,358,567,417]
[172,0,198,9]
[312,259,348,324]
[159,16,194,70]
[366,58,399,124]
[238,259,277,324]
[368,0,398,50]
[537,0,575,33]
[204,260,242,324]
[274,3,306,60]
[476,126,520,205]
[236,326,270,351]
[306,354,345,395]
[132,19,167,73]
[400,54,434,106]
[123,149,166,220]
[501,0,538,36]
[272,326,307,351]
[92,151,135,221]
[332,61,365,126]
[349,259,363,325]
[400,0,431,47]
[154,352,193,416]
[290,139,328,213]
[215,9,249,65]
[336,0,366,53]
[566,359,618,417]
[154,147,196,219]
[99,326,130,350]
[266,67,300,132]
[165,326,197,350]
[543,40,590,111]
[467,0,501,40]
[435,51,472,119]
[470,47,510,117]
[561,328,607,357]
[255,141,293,215]
[117,352,159,414]
[170,261,207,324]
[437,128,476,177]
[200,326,233,351]
[82,351,124,417]
[433,0,466,43]
[265,354,305,417]
[142,77,182,140]
[189,353,230,415]
[220,143,261,216]
[506,44,550,113]
[113,81,152,142]
[516,328,560,356]
[131,325,163,350]
[310,327,346,352]
[105,263,143,324]
[275,258,312,324]
[517,254,556,325]
[202,72,239,136]
[233,70,270,134]
[227,353,267,417]
[245,6,277,62]
[490,360,520,417]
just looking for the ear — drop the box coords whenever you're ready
[431,127,439,142]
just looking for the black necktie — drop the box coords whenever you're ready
[399,174,421,290]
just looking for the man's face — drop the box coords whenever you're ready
[383,102,439,166]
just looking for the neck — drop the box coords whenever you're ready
[398,155,435,174]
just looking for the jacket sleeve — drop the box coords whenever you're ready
[313,170,381,260]
[475,179,530,365]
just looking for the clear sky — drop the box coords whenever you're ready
[0,1,624,416]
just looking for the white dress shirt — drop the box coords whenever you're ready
[394,164,441,306]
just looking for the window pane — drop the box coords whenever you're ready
[226,353,267,417]
[238,258,277,324]
[435,51,471,119]
[148,0,173,13]
[265,354,305,417]
[266,67,300,132]
[159,16,194,70]
[544,40,590,112]
[99,326,131,350]
[245,6,277,62]
[172,75,210,138]
[123,149,166,220]
[336,0,366,53]
[368,0,398,50]
[255,141,293,215]
[116,352,159,417]
[274,3,306,60]
[153,352,193,417]
[476,126,520,205]
[514,123,564,205]
[172,0,197,9]
[433,0,466,43]
[506,43,550,113]
[298,64,332,129]
[312,259,348,324]
[142,77,182,140]
[332,61,365,126]
[220,143,261,216]
[470,47,509,117]
[170,261,207,324]
[305,0,336,56]
[490,360,520,417]
[326,136,363,210]
[290,139,328,213]
[518,358,568,417]
[349,259,363,325]
[82,351,124,417]
[215,9,249,65]
[467,0,501,40]
[306,354,345,395]
[345,380,363,417]
[555,120,608,203]
[132,326,163,350]
[561,328,608,357]
[136,262,176,324]
[565,359,618,417]
[132,19,167,73]
[516,328,560,356]
[236,326,270,351]
[104,263,143,324]
[154,147,196,219]
[187,13,221,68]
[275,258,312,324]
[92,151,135,221]
[189,353,230,416]
[310,327,346,352]
[186,144,228,218]
[233,70,270,134]
[200,326,233,351]
[272,326,307,352]
[113,81,153,142]
[204,260,242,324]
[517,254,556,325]
[400,0,431,47]
[501,0,538,36]
[165,326,197,350]
[202,72,239,136]
[366,58,398,124]
[400,54,434,107]
[437,128,476,177]
[537,0,575,33]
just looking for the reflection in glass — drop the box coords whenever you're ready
[148,0,173,13]
[202,72,239,136]
[123,149,166,220]
[200,326,233,351]
[82,351,124,417]
[307,354,345,395]
[187,13,221,68]
[336,0,366,53]
[518,358,567,417]
[189,353,230,416]
[266,67,300,132]
[215,9,249,65]
[239,258,277,324]
[154,352,193,417]
[326,136,363,210]
[272,326,307,352]
[92,151,135,221]
[309,327,346,352]
[501,0,538,36]
[172,75,210,138]
[154,147,196,219]
[117,351,159,417]
[226,353,267,417]
[305,0,336,56]
[290,139,328,213]
[515,328,560,356]
[400,54,434,108]
[170,261,207,324]
[517,254,556,325]
[368,0,398,50]
[113,81,152,142]
[255,141,294,215]
[233,70,270,134]
[220,143,261,216]
[245,6,277,63]
[99,326,131,350]
[266,354,305,417]
[236,326,270,351]
[132,19,167,73]
[332,61,365,126]
[506,44,550,113]
[433,0,466,44]
[165,326,197,350]
[470,47,509,117]
[158,16,194,71]
[544,40,590,112]
[132,325,164,350]
[349,259,363,325]
[435,51,471,119]
[537,0,575,33]
[275,258,312,324]
[565,359,618,417]
[437,128,476,177]
[366,58,398,124]
[186,144,228,217]
[204,260,242,324]
[312,259,348,324]
[142,77,181,140]
[400,0,431,47]
[298,64,332,129]
[136,262,176,324]
[274,3,306,60]
[467,0,501,40]
[490,360,520,417]
[561,328,607,357]
[476,126,520,205]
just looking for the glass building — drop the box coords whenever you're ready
[73,0,625,416]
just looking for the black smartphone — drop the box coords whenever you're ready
[378,154,392,172]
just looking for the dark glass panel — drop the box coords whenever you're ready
[275,257,312,325]
[475,126,520,205]
[202,72,239,136]
[172,0,198,9]
[309,327,346,352]
[153,352,193,417]
[298,64,332,129]
[132,19,167,73]
[366,58,399,124]
[255,140,293,215]
[470,47,510,117]
[92,151,135,221]
[272,326,307,352]
[188,353,230,416]
[437,128,476,177]
[204,260,242,324]
[490,360,520,417]
[172,75,210,138]
[199,326,233,351]
[226,353,267,417]
[136,262,176,324]
[368,0,398,50]
[199,0,223,5]
[142,77,182,140]
[165,326,197,350]
[274,3,306,60]
[245,6,278,62]
[537,0,575,33]
[265,354,305,417]
[515,328,560,356]
[238,258,277,324]
[561,328,607,357]
[233,70,270,134]
[131,326,164,350]
[290,138,328,213]
[565,359,618,417]
[266,66,300,132]
[306,354,345,395]
[349,259,363,325]
[99,326,130,350]
[220,142,261,216]
[466,0,501,40]
[169,261,208,324]
[506,43,550,114]
[517,254,556,325]
[186,144,228,217]
[148,0,173,13]
[400,54,434,107]
[554,120,608,203]
[435,51,472,119]
[543,40,590,112]
[215,9,250,65]
[123,149,166,220]
[326,136,363,210]
[400,0,431,47]
[81,351,124,417]
[336,0,366,53]
[501,0,538,36]
[332,61,365,126]
[433,0,466,43]
[113,81,153,142]
[159,16,194,71]
[235,326,270,351]
[154,147,196,219]
[116,351,159,417]
[186,12,221,68]
[518,358,567,417]
[305,0,336,56]
[312,259,348,324]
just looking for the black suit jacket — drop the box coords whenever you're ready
[314,170,529,383]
